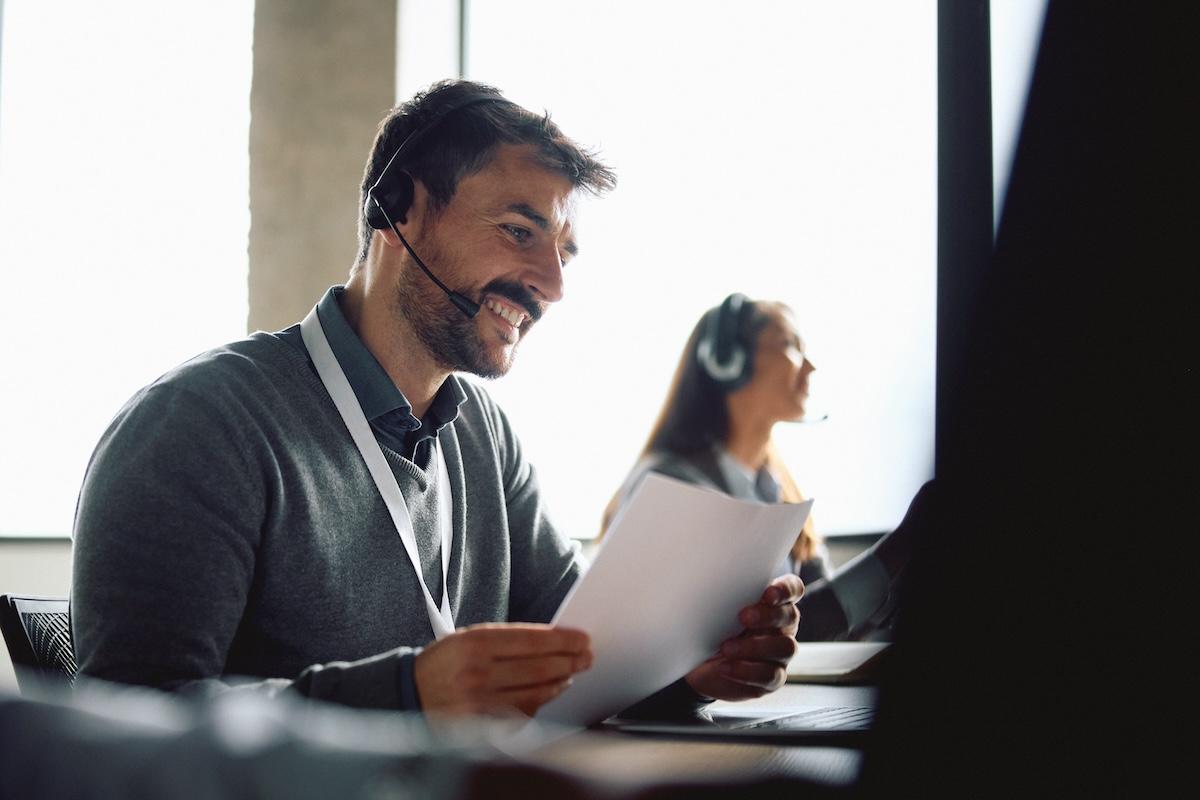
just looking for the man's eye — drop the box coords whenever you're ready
[501,224,531,243]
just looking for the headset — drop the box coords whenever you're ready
[696,293,755,391]
[364,92,508,318]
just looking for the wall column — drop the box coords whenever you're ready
[249,0,396,332]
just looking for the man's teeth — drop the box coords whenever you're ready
[484,299,526,327]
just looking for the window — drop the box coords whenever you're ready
[448,1,937,538]
[0,1,254,536]
[991,0,1048,229]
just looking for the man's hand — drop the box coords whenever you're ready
[414,623,592,717]
[684,574,803,701]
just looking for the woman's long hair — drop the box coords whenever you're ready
[599,300,821,563]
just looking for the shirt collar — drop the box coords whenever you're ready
[716,447,758,486]
[314,285,466,430]
[715,447,781,503]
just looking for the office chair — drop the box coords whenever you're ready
[0,595,77,694]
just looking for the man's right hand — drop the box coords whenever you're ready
[413,623,592,717]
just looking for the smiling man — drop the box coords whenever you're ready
[71,80,804,718]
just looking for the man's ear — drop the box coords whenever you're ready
[377,224,402,249]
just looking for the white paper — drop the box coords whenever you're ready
[537,473,813,727]
[786,642,891,677]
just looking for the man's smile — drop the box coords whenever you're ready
[483,296,529,329]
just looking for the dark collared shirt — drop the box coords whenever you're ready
[280,285,467,467]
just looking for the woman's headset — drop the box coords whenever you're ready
[696,293,755,391]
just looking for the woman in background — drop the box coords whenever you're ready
[601,294,911,641]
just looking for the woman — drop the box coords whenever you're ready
[602,294,911,641]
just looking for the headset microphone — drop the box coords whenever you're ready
[367,192,480,318]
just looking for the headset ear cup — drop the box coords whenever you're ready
[698,293,753,390]
[364,194,385,230]
[365,171,417,230]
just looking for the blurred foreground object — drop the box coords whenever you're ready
[0,679,846,800]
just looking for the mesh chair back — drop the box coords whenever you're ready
[0,595,77,694]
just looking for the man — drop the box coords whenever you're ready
[71,80,803,717]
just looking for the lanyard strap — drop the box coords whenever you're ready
[300,306,455,639]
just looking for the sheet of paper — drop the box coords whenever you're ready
[537,473,813,727]
[785,642,891,681]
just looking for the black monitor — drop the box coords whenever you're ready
[853,1,1168,795]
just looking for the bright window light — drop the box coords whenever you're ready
[991,0,1048,230]
[0,1,254,537]
[464,1,936,537]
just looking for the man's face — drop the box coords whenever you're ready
[396,144,579,378]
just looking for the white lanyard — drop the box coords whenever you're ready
[300,306,455,639]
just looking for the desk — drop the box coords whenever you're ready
[525,684,878,789]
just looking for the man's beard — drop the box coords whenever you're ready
[393,237,542,379]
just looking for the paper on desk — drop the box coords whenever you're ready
[537,473,813,728]
[785,642,891,683]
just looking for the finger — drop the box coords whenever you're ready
[503,677,575,716]
[718,660,788,691]
[461,624,591,659]
[482,653,592,691]
[721,633,798,665]
[445,677,572,718]
[739,600,800,633]
[701,677,773,702]
[761,574,804,605]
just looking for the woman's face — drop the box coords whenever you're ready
[738,304,816,423]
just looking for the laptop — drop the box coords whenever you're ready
[598,644,889,746]
[599,701,877,747]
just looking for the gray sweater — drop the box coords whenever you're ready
[71,331,583,709]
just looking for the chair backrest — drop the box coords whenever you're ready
[0,594,77,694]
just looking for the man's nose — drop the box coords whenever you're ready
[523,246,565,304]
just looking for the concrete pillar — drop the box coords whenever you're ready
[248,0,396,333]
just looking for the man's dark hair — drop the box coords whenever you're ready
[354,79,616,265]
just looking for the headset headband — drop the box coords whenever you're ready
[370,92,507,197]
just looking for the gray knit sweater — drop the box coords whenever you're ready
[71,331,583,709]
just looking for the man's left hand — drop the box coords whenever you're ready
[684,574,803,701]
